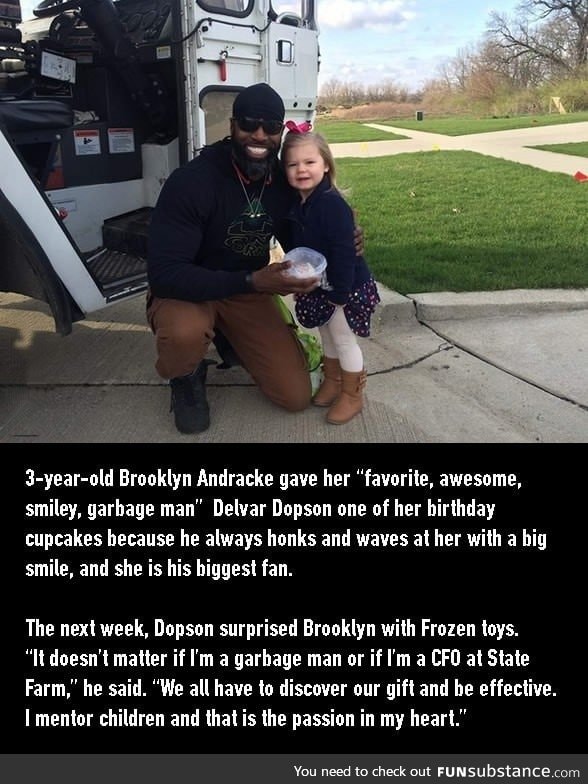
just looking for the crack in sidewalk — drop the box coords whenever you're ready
[368,340,454,375]
[416,320,588,412]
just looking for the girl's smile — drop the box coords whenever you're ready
[284,142,329,201]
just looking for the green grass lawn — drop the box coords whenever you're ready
[370,111,588,136]
[313,119,407,143]
[527,141,588,157]
[336,150,588,293]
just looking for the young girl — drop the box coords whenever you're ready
[282,130,380,425]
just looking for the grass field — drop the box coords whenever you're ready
[313,119,407,142]
[527,141,588,158]
[375,112,588,136]
[315,112,588,144]
[336,150,588,293]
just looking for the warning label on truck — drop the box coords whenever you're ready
[73,130,101,156]
[107,128,135,154]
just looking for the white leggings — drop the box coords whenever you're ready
[319,306,364,372]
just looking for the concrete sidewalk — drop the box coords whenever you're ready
[331,120,588,176]
[1,288,586,443]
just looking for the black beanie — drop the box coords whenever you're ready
[232,83,285,122]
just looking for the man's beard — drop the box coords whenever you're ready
[231,138,279,180]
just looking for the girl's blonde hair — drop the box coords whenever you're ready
[281,130,337,189]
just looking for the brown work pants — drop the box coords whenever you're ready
[147,293,312,412]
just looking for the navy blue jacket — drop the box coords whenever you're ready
[147,139,295,302]
[286,177,371,305]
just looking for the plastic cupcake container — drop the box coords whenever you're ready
[283,247,327,280]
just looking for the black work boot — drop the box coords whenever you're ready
[169,360,213,434]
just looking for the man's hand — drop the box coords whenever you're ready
[250,261,320,295]
[353,209,364,256]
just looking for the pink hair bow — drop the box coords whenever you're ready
[285,120,312,133]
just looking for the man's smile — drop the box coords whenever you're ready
[245,145,271,158]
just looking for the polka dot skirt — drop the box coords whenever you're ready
[295,278,381,338]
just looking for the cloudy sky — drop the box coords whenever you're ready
[316,0,521,91]
[19,0,522,91]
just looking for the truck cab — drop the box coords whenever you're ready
[0,0,319,333]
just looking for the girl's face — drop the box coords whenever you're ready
[284,141,329,201]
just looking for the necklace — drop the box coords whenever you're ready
[235,167,269,218]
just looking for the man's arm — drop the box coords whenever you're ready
[148,167,320,300]
[353,209,365,256]
[147,168,253,301]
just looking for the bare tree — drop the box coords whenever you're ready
[441,46,477,90]
[318,77,418,107]
[488,0,588,75]
[476,37,553,87]
[319,78,344,106]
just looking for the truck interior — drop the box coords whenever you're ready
[0,0,318,332]
[0,0,183,328]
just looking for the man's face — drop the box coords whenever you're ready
[230,117,283,180]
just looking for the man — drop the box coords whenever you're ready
[147,83,353,435]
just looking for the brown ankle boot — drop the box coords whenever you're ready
[326,369,367,425]
[313,356,342,407]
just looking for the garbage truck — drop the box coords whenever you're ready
[0,0,319,333]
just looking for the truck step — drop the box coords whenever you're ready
[85,247,147,297]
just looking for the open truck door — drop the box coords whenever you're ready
[0,0,319,334]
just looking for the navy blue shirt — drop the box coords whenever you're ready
[147,139,295,302]
[286,177,371,305]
